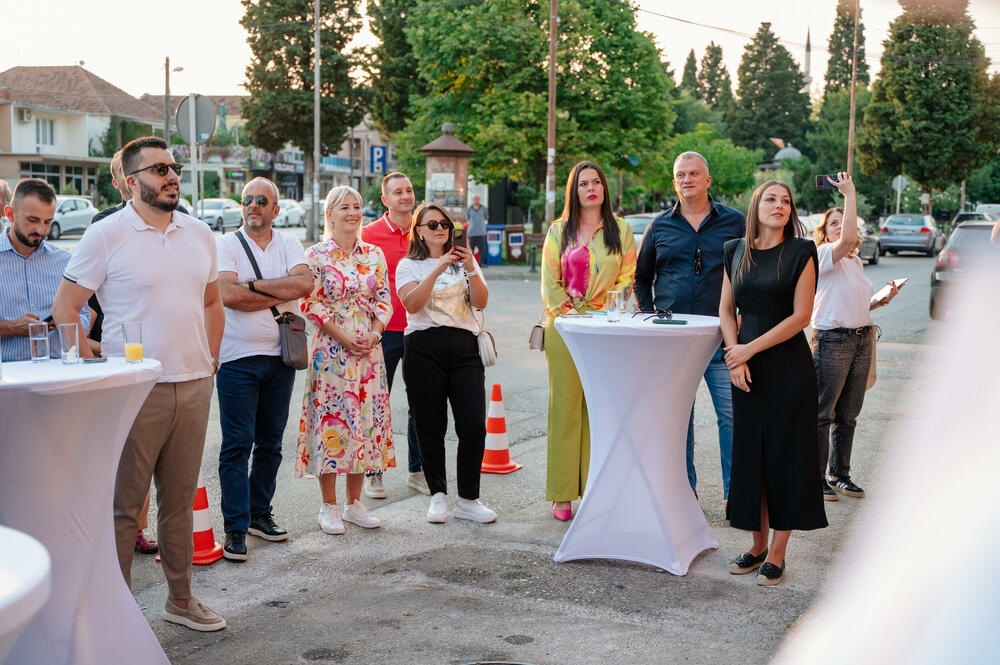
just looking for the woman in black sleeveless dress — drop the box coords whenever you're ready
[719,180,827,586]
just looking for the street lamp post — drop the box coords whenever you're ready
[163,58,183,143]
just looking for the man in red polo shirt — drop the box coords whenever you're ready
[361,171,428,498]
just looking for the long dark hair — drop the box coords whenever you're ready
[559,161,621,256]
[736,180,805,279]
[406,202,458,270]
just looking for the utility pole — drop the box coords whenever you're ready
[310,0,321,242]
[164,57,170,142]
[846,0,860,176]
[544,0,558,230]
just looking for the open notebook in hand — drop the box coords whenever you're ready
[872,278,908,306]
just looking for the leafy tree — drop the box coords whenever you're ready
[858,0,1000,212]
[732,22,812,156]
[240,0,366,233]
[824,0,870,97]
[365,0,427,135]
[670,89,726,136]
[967,156,1000,204]
[697,42,735,114]
[658,123,760,199]
[680,49,699,93]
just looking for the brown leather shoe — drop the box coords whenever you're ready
[135,531,159,554]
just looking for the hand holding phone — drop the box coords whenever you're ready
[816,174,840,190]
[451,226,468,248]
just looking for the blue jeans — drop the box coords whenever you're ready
[685,347,734,498]
[216,355,295,533]
[380,330,421,473]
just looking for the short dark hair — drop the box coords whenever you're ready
[121,136,169,177]
[11,178,56,206]
[381,171,409,195]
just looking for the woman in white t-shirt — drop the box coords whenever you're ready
[810,173,899,501]
[396,202,497,526]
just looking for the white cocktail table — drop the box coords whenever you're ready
[553,313,722,575]
[0,358,167,665]
[0,526,51,664]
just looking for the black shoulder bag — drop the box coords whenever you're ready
[235,231,309,370]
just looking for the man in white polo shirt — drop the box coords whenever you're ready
[52,136,227,632]
[215,177,311,562]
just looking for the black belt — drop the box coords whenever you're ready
[827,325,874,336]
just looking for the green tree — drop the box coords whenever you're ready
[824,0,870,97]
[967,156,1000,204]
[680,49,699,93]
[732,22,812,155]
[670,89,725,136]
[696,42,735,115]
[858,0,1000,212]
[365,0,427,135]
[240,0,366,226]
[664,123,760,199]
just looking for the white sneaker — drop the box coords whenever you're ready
[454,497,497,523]
[342,500,381,529]
[427,492,448,524]
[318,503,344,535]
[363,473,387,499]
[406,471,431,496]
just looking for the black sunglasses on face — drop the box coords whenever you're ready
[242,195,271,208]
[420,220,453,230]
[128,162,183,177]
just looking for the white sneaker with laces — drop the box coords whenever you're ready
[364,473,387,499]
[406,471,431,496]
[318,503,345,535]
[454,497,497,524]
[427,492,448,524]
[342,500,381,528]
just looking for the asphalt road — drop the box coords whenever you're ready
[55,225,942,664]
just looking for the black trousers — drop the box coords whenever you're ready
[402,326,486,499]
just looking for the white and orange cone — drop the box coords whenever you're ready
[481,383,523,474]
[156,468,223,565]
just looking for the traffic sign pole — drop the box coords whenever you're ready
[188,93,199,220]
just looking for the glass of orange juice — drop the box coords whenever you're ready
[122,321,143,363]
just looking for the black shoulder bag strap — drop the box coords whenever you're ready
[730,238,745,321]
[235,230,281,320]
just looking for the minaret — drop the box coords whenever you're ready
[804,27,813,92]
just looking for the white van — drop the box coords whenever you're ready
[974,203,1000,220]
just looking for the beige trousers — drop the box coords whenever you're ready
[113,377,213,600]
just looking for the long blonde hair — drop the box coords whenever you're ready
[322,184,364,242]
[814,207,861,255]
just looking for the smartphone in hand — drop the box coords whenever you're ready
[815,174,840,190]
[451,226,468,248]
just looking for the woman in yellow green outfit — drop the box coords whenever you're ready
[541,161,637,521]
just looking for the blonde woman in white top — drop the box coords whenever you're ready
[810,172,899,501]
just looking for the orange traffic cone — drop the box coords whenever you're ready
[157,468,223,565]
[481,383,522,474]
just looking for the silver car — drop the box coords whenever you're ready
[48,196,99,240]
[197,198,243,231]
[878,213,943,257]
[274,199,305,227]
[624,212,660,250]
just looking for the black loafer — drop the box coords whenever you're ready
[830,477,865,498]
[248,513,290,542]
[729,549,768,575]
[756,560,785,586]
[223,531,248,562]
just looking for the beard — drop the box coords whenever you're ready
[13,225,42,248]
[139,179,178,212]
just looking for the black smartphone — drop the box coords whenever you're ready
[815,174,840,190]
[83,356,108,363]
[43,315,53,323]
[451,226,467,247]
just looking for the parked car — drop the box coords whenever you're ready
[878,213,944,256]
[974,203,1000,220]
[274,199,306,227]
[624,212,660,250]
[47,196,99,239]
[801,213,880,265]
[196,198,242,231]
[950,211,991,228]
[929,220,999,319]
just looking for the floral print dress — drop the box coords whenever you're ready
[296,239,395,477]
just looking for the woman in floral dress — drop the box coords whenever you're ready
[297,185,395,535]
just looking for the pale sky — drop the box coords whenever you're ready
[3,0,999,100]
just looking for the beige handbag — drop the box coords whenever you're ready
[529,311,546,351]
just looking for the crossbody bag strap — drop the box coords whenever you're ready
[235,230,281,320]
[730,238,745,317]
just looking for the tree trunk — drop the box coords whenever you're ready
[959,179,967,212]
[305,152,317,242]
[921,187,932,215]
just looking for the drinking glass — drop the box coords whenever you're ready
[58,323,81,364]
[122,322,143,363]
[607,291,623,323]
[28,322,50,362]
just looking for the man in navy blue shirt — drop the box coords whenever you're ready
[635,152,745,501]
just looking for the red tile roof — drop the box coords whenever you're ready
[0,66,161,122]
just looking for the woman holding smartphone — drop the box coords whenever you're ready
[397,203,496,525]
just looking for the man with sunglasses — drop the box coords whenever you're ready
[52,135,227,632]
[360,171,428,498]
[214,177,312,562]
[634,151,745,505]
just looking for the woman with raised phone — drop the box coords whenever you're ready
[397,203,496,525]
[810,172,899,501]
[719,180,827,587]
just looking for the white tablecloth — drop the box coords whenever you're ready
[0,358,168,665]
[553,313,722,574]
[0,526,50,664]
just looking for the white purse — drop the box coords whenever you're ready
[474,309,498,367]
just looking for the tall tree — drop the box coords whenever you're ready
[858,0,1000,212]
[240,0,366,211]
[824,0,870,96]
[732,22,812,155]
[366,0,427,135]
[680,49,699,93]
[667,123,760,198]
[696,41,736,124]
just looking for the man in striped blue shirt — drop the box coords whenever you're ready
[0,178,89,362]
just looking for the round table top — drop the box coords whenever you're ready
[0,525,51,632]
[554,312,721,337]
[0,357,163,394]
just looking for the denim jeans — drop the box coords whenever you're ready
[216,355,295,533]
[686,347,734,498]
[380,330,422,473]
